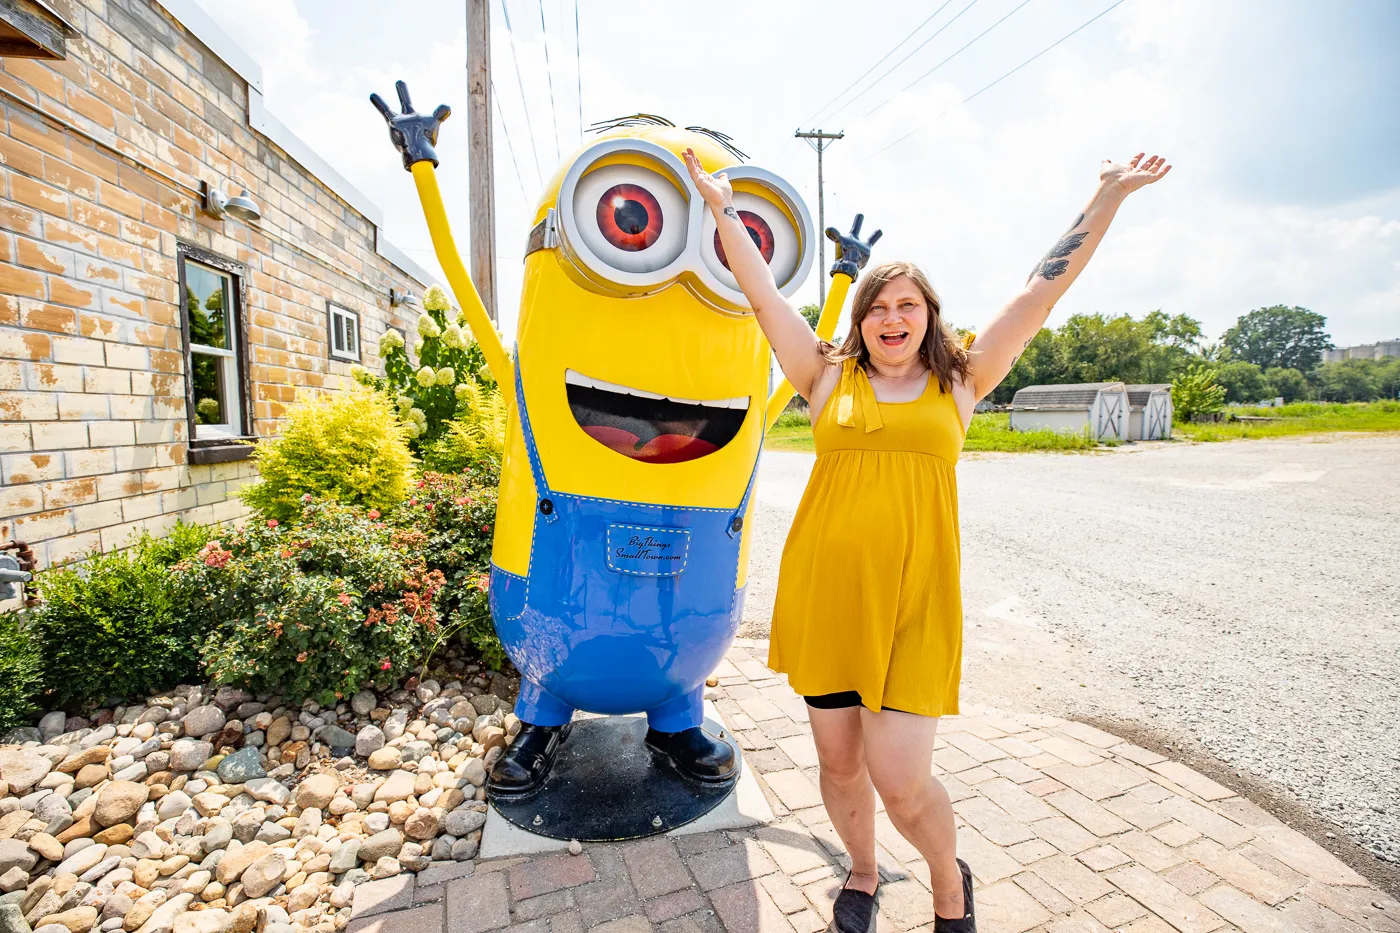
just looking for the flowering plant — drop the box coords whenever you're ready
[353,285,499,451]
[179,499,446,703]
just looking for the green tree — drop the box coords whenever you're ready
[994,328,1060,403]
[1211,360,1270,403]
[1263,367,1309,402]
[799,303,820,330]
[1313,359,1381,402]
[1376,357,1400,400]
[1171,365,1225,422]
[1221,305,1330,371]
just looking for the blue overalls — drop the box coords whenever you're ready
[489,363,760,733]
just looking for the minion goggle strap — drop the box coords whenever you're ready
[524,138,815,313]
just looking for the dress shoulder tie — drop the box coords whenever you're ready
[834,358,883,433]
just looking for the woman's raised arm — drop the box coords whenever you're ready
[967,153,1172,400]
[682,149,830,402]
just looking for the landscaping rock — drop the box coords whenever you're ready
[213,748,263,785]
[318,727,355,755]
[240,779,288,806]
[0,843,36,878]
[181,708,224,740]
[357,830,401,864]
[354,727,384,758]
[0,753,52,796]
[167,742,212,774]
[293,773,336,811]
[93,783,147,828]
[239,853,284,898]
[0,903,30,933]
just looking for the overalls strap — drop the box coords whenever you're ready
[512,350,559,524]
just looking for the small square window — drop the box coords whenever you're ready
[328,303,360,362]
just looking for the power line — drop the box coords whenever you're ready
[537,0,562,162]
[797,0,956,129]
[861,0,1035,122]
[491,77,530,203]
[497,0,544,188]
[859,0,1131,164]
[573,0,583,146]
[827,0,983,124]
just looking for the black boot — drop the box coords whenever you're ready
[644,725,736,784]
[487,722,571,797]
[933,858,976,932]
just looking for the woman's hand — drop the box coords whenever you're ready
[1100,153,1171,195]
[682,148,733,211]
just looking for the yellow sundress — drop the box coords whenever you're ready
[767,357,966,717]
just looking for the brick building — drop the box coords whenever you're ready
[0,0,438,573]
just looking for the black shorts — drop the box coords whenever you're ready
[803,691,910,715]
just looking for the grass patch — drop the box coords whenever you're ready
[1177,400,1400,442]
[765,411,1099,453]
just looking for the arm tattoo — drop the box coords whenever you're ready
[1027,213,1087,282]
[722,205,738,220]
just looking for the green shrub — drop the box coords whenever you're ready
[421,379,508,480]
[1172,365,1226,422]
[181,499,446,703]
[240,387,416,523]
[386,472,504,669]
[773,408,811,429]
[353,284,498,452]
[30,524,213,710]
[0,610,43,731]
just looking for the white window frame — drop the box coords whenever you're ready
[182,258,243,441]
[328,302,360,362]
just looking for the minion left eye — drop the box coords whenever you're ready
[573,163,688,274]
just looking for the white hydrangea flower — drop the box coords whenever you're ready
[454,384,472,402]
[442,323,466,349]
[409,406,428,425]
[404,420,423,439]
[396,395,414,414]
[412,339,423,358]
[423,284,450,312]
[435,366,456,386]
[416,366,437,388]
[417,312,441,339]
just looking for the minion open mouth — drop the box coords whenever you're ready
[565,369,748,464]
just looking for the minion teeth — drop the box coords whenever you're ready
[564,369,749,464]
[563,370,750,409]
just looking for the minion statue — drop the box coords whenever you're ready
[371,82,874,803]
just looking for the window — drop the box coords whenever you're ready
[328,303,360,362]
[179,248,248,446]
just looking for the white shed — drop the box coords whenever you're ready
[1009,382,1130,442]
[1127,384,1173,440]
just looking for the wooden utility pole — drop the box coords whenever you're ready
[466,0,497,321]
[795,129,843,307]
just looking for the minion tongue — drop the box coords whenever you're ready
[565,381,745,464]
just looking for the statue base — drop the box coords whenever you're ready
[487,714,741,842]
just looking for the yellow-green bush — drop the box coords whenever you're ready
[422,378,508,478]
[241,388,416,523]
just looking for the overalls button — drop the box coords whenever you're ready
[539,498,554,515]
[730,516,743,533]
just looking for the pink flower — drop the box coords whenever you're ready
[280,549,293,559]
[267,519,279,528]
[367,509,381,520]
[455,498,467,506]
[409,498,418,507]
[380,660,392,671]
[302,494,313,502]
[424,502,434,511]
[337,593,351,606]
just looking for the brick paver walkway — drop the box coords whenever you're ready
[349,640,1398,933]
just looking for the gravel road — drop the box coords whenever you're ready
[741,434,1400,870]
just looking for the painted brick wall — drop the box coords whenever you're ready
[0,0,426,571]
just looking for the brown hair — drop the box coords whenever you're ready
[823,261,971,393]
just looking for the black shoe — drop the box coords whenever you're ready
[487,722,571,797]
[831,872,878,933]
[933,858,976,932]
[644,725,737,784]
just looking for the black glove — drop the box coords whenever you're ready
[370,80,452,172]
[826,214,883,280]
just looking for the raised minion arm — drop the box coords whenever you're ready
[764,216,881,430]
[371,81,514,399]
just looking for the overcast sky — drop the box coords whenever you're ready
[197,0,1399,348]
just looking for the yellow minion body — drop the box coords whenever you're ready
[492,126,811,583]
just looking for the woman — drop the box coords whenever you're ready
[684,149,1171,931]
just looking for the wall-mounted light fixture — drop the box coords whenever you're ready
[389,288,419,308]
[202,181,261,223]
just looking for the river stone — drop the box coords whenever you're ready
[0,867,28,895]
[26,834,62,862]
[459,758,486,787]
[373,772,415,804]
[366,748,400,771]
[354,727,385,758]
[55,748,109,775]
[171,909,228,933]
[0,903,30,933]
[53,844,106,878]
[451,837,479,861]
[135,893,191,933]
[214,748,263,785]
[155,792,191,822]
[318,726,355,755]
[357,830,401,864]
[351,692,376,717]
[239,853,284,899]
[181,708,224,740]
[241,779,288,806]
[0,752,52,795]
[327,840,359,873]
[263,719,291,749]
[35,907,94,933]
[93,783,147,828]
[293,774,336,811]
[168,742,212,773]
[443,809,486,837]
[403,808,438,841]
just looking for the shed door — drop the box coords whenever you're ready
[1096,392,1124,440]
[1147,394,1170,439]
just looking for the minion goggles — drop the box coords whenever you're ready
[526,138,815,313]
